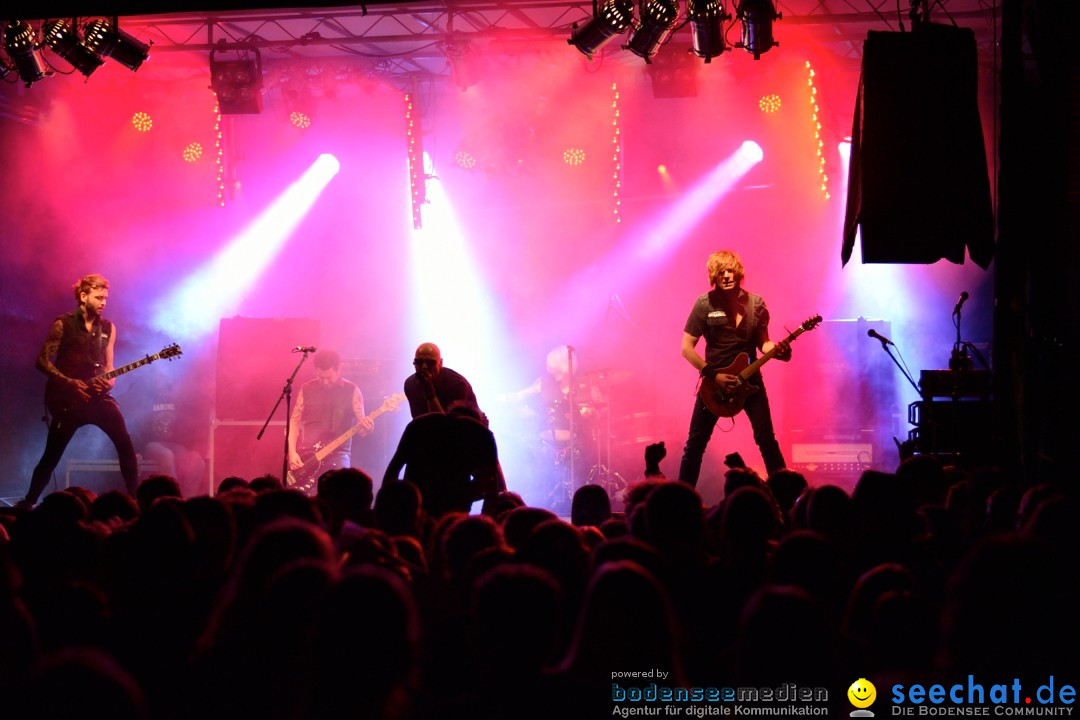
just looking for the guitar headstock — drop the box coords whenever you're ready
[803,315,823,331]
[160,344,183,360]
[381,392,406,412]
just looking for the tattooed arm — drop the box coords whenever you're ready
[36,319,91,401]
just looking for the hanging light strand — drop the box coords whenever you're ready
[806,61,829,200]
[213,96,225,207]
[405,91,425,229]
[612,81,622,224]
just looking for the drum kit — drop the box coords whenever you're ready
[535,366,646,511]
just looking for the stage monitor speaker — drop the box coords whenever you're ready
[215,317,320,421]
[842,23,994,268]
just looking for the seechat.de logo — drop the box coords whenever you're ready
[848,678,877,717]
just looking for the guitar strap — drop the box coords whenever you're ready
[742,292,761,347]
[96,317,113,398]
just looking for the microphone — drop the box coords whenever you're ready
[867,329,894,347]
[953,291,969,315]
[292,346,317,353]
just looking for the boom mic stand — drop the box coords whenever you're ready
[258,348,313,483]
[867,323,920,462]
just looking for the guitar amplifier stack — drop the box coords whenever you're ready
[908,368,994,459]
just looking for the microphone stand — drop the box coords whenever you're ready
[257,349,312,483]
[874,338,919,397]
[867,326,920,463]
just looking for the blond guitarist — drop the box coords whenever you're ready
[677,250,791,487]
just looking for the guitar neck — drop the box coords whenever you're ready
[94,354,164,383]
[739,326,808,380]
[313,403,395,462]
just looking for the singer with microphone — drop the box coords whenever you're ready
[287,349,373,492]
[404,342,485,424]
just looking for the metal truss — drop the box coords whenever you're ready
[120,0,999,82]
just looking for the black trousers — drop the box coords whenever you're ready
[678,382,786,487]
[25,397,138,504]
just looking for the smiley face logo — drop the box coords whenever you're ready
[848,678,877,709]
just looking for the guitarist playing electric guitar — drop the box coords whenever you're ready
[20,274,140,508]
[287,349,376,495]
[677,250,800,488]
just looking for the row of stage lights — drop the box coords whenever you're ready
[569,0,780,62]
[1,18,150,87]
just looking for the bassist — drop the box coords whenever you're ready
[678,251,791,487]
[20,274,139,508]
[288,349,373,491]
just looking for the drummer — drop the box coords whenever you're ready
[499,345,599,440]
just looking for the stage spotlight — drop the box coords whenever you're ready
[568,0,634,59]
[82,18,150,72]
[131,111,153,132]
[735,0,780,59]
[563,148,586,166]
[210,47,263,115]
[626,0,680,63]
[442,37,483,90]
[688,0,729,62]
[454,150,477,170]
[42,18,104,78]
[4,21,49,87]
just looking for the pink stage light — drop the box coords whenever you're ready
[132,111,153,132]
[182,142,203,163]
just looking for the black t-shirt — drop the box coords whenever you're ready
[392,412,498,516]
[684,288,769,368]
[403,366,480,419]
[298,378,359,452]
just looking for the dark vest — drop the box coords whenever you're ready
[54,310,113,382]
[300,379,356,452]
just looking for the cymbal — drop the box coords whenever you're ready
[579,367,633,385]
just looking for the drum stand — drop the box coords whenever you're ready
[585,380,627,503]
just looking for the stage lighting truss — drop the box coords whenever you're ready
[568,0,774,64]
[1,17,151,85]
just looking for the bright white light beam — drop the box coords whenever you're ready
[152,153,340,337]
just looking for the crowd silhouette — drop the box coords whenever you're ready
[1,443,1076,719]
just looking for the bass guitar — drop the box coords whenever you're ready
[286,392,406,493]
[698,315,821,418]
[46,343,183,416]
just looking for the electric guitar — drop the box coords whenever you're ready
[286,392,406,493]
[698,315,821,418]
[45,343,183,416]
